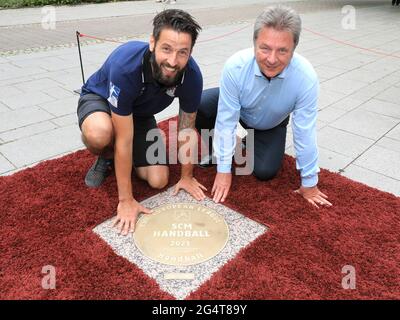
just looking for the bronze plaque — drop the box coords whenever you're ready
[133,203,229,266]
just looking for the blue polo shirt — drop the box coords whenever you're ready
[81,41,203,117]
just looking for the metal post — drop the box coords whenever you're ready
[76,31,85,85]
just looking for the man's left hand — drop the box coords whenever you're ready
[173,176,207,201]
[295,185,333,209]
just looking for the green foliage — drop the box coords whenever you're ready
[0,0,129,9]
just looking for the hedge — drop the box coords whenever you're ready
[0,0,139,9]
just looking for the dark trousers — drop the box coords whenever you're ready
[195,87,289,181]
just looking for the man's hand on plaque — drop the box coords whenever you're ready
[294,185,333,209]
[211,172,232,203]
[112,198,152,236]
[173,176,207,201]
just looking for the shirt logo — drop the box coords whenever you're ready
[165,86,177,97]
[107,82,120,108]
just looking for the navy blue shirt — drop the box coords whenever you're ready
[81,41,203,117]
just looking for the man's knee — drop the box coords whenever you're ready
[147,169,169,189]
[253,166,279,181]
[82,123,113,154]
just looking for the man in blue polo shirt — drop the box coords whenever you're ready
[195,6,332,209]
[77,9,206,235]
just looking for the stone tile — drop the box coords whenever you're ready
[1,91,55,110]
[339,67,394,84]
[0,66,47,81]
[40,86,75,99]
[0,102,10,113]
[285,145,295,157]
[14,78,63,93]
[330,108,399,140]
[318,90,346,109]
[31,70,69,81]
[0,153,15,174]
[317,126,374,158]
[39,96,79,117]
[155,100,179,123]
[285,131,293,149]
[317,106,348,123]
[376,137,400,153]
[51,114,79,127]
[0,121,58,143]
[317,147,353,173]
[354,145,400,181]
[53,73,82,89]
[359,98,400,119]
[342,165,400,196]
[320,75,369,95]
[0,85,24,97]
[322,55,378,72]
[330,97,364,112]
[0,125,84,168]
[374,87,400,106]
[314,65,345,80]
[379,71,400,86]
[10,56,74,72]
[305,53,340,68]
[386,124,400,141]
[348,81,393,103]
[0,106,53,132]
[362,57,400,73]
[0,75,36,88]
[0,63,24,80]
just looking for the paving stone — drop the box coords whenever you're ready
[330,108,399,140]
[0,106,53,132]
[0,153,15,174]
[359,98,400,119]
[354,145,400,181]
[0,125,83,168]
[342,164,400,196]
[1,91,55,110]
[0,121,58,142]
[317,126,374,158]
[317,147,353,173]
[39,96,79,117]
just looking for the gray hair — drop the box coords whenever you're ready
[253,6,302,48]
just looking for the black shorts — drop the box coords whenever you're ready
[77,93,168,168]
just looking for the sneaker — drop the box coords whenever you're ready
[85,157,113,188]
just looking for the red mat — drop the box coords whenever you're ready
[0,118,399,300]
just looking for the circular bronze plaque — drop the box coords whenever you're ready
[133,203,229,266]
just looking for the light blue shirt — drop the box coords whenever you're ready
[214,48,320,187]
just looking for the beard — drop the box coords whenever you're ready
[150,51,186,87]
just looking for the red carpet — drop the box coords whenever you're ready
[0,117,399,300]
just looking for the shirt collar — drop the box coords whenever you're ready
[141,48,186,86]
[254,58,290,80]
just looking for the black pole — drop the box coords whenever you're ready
[76,31,85,85]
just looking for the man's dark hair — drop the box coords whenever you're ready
[152,9,202,48]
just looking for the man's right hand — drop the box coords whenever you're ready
[211,172,232,203]
[112,198,152,236]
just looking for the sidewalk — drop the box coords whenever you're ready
[0,1,399,196]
